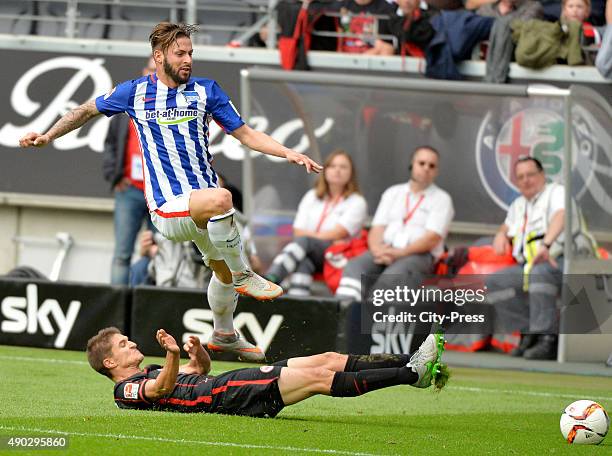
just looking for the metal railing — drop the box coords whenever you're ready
[0,0,272,43]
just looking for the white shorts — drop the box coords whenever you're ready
[150,193,223,266]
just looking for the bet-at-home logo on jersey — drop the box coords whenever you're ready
[476,99,612,215]
[145,108,198,125]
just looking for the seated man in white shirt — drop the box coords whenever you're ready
[487,156,569,360]
[335,145,454,302]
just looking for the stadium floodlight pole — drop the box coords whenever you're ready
[559,91,573,364]
[562,92,573,275]
[526,86,572,364]
[240,68,254,221]
[267,0,279,49]
[65,0,78,39]
[186,0,197,26]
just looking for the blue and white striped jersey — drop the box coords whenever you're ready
[95,73,244,212]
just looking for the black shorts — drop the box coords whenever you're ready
[207,365,285,418]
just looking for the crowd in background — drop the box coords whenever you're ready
[268,0,612,79]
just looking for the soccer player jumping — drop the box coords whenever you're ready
[87,328,448,417]
[19,22,322,362]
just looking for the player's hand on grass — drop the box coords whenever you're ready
[19,132,51,148]
[156,329,180,354]
[285,150,323,174]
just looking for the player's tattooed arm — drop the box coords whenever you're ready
[46,99,101,140]
[19,99,101,148]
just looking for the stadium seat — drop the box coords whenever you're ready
[108,0,173,42]
[34,1,107,38]
[34,1,67,37]
[0,0,34,35]
[76,3,109,39]
[196,0,262,46]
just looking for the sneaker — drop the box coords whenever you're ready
[207,331,265,362]
[408,332,446,389]
[233,270,283,301]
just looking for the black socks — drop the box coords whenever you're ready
[344,354,410,372]
[330,367,417,397]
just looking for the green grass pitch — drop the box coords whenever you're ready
[1,345,611,455]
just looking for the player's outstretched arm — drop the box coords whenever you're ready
[144,329,181,400]
[180,335,211,375]
[231,124,323,174]
[18,99,101,148]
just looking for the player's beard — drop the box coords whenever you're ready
[163,59,191,85]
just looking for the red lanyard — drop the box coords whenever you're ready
[315,196,342,233]
[403,193,425,225]
[521,206,529,234]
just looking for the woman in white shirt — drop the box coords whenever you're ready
[265,150,368,296]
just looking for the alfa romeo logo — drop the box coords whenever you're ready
[476,100,611,217]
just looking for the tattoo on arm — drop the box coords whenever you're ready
[46,99,100,140]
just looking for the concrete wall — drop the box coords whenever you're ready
[0,195,115,283]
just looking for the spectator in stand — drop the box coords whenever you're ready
[534,0,606,24]
[378,0,436,57]
[334,0,397,55]
[562,0,603,52]
[562,0,591,22]
[128,230,208,288]
[595,0,612,77]
[104,57,157,285]
[335,146,454,302]
[476,0,544,19]
[265,150,367,296]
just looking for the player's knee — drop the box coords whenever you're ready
[190,188,233,222]
[320,352,343,368]
[306,367,335,393]
[212,188,233,214]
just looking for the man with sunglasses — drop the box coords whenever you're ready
[486,157,575,360]
[335,145,454,302]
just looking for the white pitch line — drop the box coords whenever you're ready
[449,385,612,402]
[0,426,387,456]
[0,354,88,365]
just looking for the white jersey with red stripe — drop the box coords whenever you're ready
[95,73,244,212]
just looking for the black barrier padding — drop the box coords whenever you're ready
[0,278,129,351]
[131,286,340,362]
[342,301,428,356]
